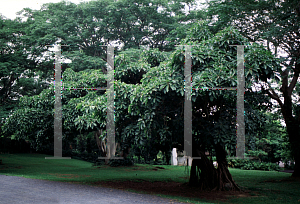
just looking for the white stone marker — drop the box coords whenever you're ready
[171,148,178,166]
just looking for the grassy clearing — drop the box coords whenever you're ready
[0,153,189,183]
[0,153,299,204]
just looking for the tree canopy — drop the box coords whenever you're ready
[206,0,300,177]
[2,17,280,189]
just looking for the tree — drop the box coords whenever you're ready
[18,0,202,55]
[2,88,54,152]
[2,0,282,190]
[0,15,52,139]
[2,0,204,155]
[66,22,278,190]
[206,0,300,177]
[244,110,290,164]
[3,22,278,190]
[172,23,278,190]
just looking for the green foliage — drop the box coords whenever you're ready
[2,87,54,151]
[275,133,295,170]
[207,0,300,49]
[0,16,50,131]
[2,0,202,154]
[71,150,99,164]
[4,22,280,163]
[206,0,300,174]
[19,0,200,53]
[69,132,101,163]
[246,149,268,161]
[180,19,213,44]
[229,111,293,171]
[228,159,281,171]
[63,51,107,72]
[2,0,283,166]
[245,111,292,164]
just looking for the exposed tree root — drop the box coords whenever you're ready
[189,144,241,191]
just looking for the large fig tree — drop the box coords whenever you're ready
[3,18,279,191]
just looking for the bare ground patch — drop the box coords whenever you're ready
[89,180,257,203]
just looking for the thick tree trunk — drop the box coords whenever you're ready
[286,121,300,178]
[281,87,300,178]
[277,62,300,177]
[213,144,241,191]
[189,159,199,186]
[189,144,241,191]
[263,60,300,177]
[293,154,300,177]
[189,148,217,190]
[165,150,171,165]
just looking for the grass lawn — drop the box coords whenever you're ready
[0,153,299,204]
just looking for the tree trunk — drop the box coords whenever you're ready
[94,129,105,156]
[165,150,171,165]
[189,144,241,191]
[213,144,241,191]
[293,154,300,177]
[120,146,130,158]
[281,84,300,178]
[286,120,300,178]
[94,129,109,164]
[189,158,199,186]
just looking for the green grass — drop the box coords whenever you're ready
[0,153,299,204]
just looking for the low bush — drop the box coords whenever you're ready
[108,157,134,167]
[282,160,295,170]
[228,158,281,171]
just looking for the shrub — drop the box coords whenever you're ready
[228,158,280,171]
[283,160,295,170]
[108,157,134,167]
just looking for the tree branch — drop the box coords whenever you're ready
[280,69,289,93]
[287,61,300,96]
[265,86,284,108]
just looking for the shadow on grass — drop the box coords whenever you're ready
[0,153,299,204]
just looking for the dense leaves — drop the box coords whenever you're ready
[206,0,300,177]
[0,16,50,128]
[2,18,280,163]
[1,1,292,184]
[2,88,54,151]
